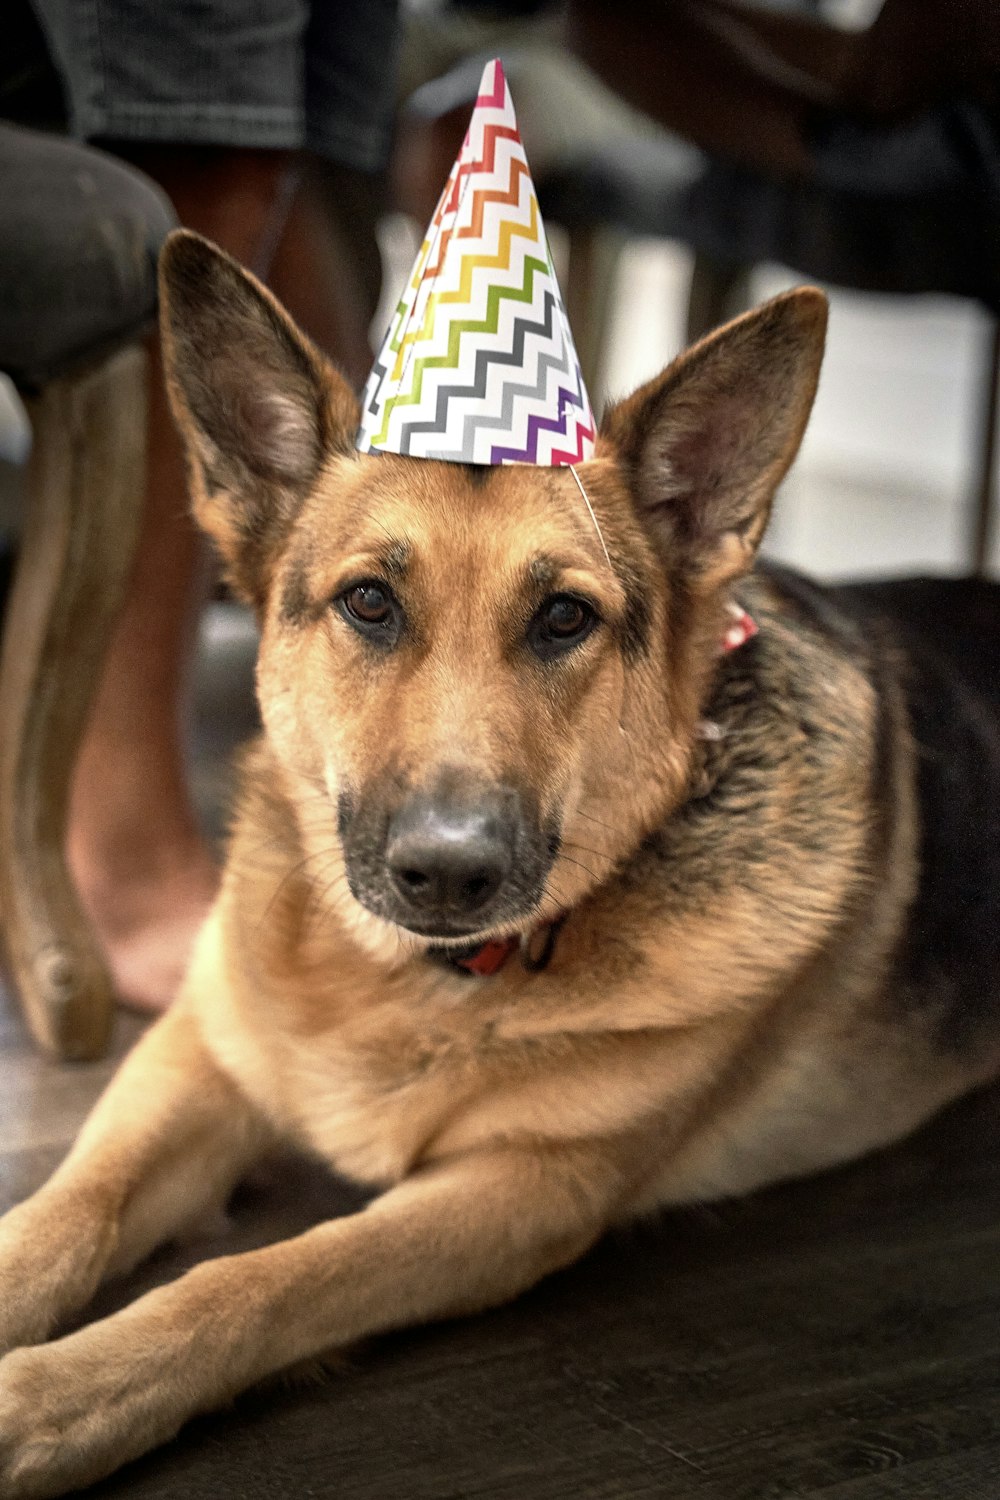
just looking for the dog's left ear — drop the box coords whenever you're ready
[600,288,827,589]
[159,229,361,607]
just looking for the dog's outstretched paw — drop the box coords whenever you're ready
[0,1342,119,1500]
[0,1334,177,1499]
[0,1192,116,1361]
[0,1346,74,1500]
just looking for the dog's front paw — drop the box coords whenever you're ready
[0,1202,59,1357]
[0,1342,113,1500]
[0,1345,78,1500]
[0,1192,115,1358]
[0,1330,178,1499]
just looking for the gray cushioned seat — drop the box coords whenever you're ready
[0,123,176,389]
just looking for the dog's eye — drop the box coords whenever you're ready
[528,594,598,660]
[545,598,588,637]
[336,581,401,644]
[344,583,392,624]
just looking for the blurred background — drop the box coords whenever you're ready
[4,0,999,580]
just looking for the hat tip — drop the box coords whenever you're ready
[477,56,508,108]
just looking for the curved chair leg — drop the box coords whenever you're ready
[0,344,146,1058]
[972,318,999,576]
[685,250,753,344]
[564,223,627,411]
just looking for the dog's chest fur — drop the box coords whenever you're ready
[192,907,705,1190]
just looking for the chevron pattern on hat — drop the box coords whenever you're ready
[356,58,596,467]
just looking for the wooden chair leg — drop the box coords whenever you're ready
[564,223,626,412]
[0,344,146,1058]
[685,250,753,344]
[972,318,1000,576]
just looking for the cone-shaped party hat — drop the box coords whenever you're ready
[357,59,596,466]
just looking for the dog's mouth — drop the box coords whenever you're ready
[367,910,521,943]
[337,776,560,942]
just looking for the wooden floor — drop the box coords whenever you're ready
[1,602,999,1498]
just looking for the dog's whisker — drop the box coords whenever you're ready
[295,855,351,929]
[559,839,612,863]
[236,836,342,876]
[554,852,601,882]
[253,846,347,933]
[573,808,622,838]
[235,800,343,864]
[544,876,572,909]
[302,872,352,937]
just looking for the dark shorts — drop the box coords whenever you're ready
[15,0,400,172]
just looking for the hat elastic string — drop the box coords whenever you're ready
[569,466,612,571]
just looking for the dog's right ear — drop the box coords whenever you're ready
[159,229,360,607]
[600,288,827,593]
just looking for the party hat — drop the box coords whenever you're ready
[357,58,596,466]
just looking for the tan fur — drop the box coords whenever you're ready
[0,233,991,1499]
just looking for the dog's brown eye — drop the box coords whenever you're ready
[545,598,587,637]
[336,580,402,647]
[344,583,392,624]
[527,593,598,660]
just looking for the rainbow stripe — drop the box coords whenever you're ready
[357,58,596,467]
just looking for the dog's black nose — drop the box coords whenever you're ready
[385,794,513,918]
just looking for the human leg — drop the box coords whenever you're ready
[67,148,298,1013]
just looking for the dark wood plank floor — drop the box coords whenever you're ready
[1,599,998,1498]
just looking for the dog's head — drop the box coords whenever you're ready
[160,232,826,953]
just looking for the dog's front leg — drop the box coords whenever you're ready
[0,1140,623,1498]
[0,1002,268,1358]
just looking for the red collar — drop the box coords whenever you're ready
[721,600,757,652]
[431,916,564,978]
[449,936,519,976]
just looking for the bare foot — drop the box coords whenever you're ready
[69,837,219,1014]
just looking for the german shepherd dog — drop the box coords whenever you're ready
[0,230,997,1498]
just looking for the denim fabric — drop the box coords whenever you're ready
[25,0,400,172]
